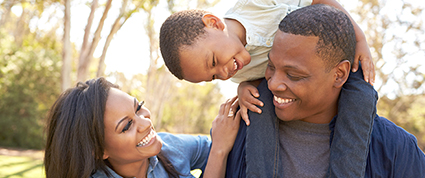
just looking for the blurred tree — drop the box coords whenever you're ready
[347,0,425,148]
[62,0,72,91]
[0,25,61,149]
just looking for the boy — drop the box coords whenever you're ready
[160,0,376,177]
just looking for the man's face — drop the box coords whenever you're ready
[265,31,338,124]
[179,27,251,83]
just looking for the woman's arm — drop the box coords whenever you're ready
[203,97,240,178]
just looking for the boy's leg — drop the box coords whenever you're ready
[246,79,281,178]
[328,65,378,177]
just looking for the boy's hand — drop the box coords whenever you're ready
[352,38,375,85]
[237,81,264,126]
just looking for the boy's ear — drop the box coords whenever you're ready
[202,14,225,30]
[333,60,350,88]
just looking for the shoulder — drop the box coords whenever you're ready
[158,132,210,148]
[367,115,425,176]
[371,115,419,151]
[158,133,211,156]
[372,115,417,143]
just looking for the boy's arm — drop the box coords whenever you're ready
[238,78,264,125]
[312,0,375,85]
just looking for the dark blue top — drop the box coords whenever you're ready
[226,115,425,177]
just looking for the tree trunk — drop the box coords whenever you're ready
[61,0,72,91]
[96,0,129,77]
[77,0,100,81]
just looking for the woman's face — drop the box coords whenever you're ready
[103,88,162,164]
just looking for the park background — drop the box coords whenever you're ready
[0,0,424,177]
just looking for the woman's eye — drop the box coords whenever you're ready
[122,120,133,133]
[136,101,144,114]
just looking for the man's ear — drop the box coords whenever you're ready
[333,60,350,88]
[202,14,225,30]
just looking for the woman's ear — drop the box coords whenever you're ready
[333,60,350,88]
[202,14,225,30]
[103,151,109,160]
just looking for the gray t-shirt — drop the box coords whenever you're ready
[279,120,331,178]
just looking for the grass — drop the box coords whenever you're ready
[0,155,45,178]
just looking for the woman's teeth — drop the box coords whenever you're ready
[137,129,155,147]
[274,95,295,104]
[233,59,238,71]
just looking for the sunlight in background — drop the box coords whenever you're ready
[10,0,423,99]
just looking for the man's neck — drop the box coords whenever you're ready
[224,18,247,46]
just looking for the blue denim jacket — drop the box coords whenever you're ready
[91,133,211,178]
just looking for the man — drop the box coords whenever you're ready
[226,4,425,178]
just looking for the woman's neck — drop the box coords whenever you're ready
[224,18,247,46]
[108,158,150,178]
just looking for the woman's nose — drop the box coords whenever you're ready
[136,115,152,133]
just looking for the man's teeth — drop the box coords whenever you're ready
[274,95,295,104]
[137,130,155,147]
[233,59,238,70]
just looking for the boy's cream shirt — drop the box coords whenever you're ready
[224,0,312,83]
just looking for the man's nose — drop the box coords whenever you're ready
[268,75,287,91]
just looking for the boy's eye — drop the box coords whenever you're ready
[212,55,216,67]
[122,119,133,133]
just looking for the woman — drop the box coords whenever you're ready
[44,77,240,178]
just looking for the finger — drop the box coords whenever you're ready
[234,110,242,125]
[240,107,250,126]
[370,62,376,85]
[247,103,262,114]
[352,55,360,72]
[248,88,260,98]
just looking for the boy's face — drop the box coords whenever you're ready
[179,27,251,83]
[265,31,338,124]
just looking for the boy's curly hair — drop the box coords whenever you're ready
[160,9,209,80]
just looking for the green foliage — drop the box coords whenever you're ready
[377,95,425,151]
[161,81,223,134]
[0,29,61,149]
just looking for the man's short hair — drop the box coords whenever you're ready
[279,4,356,72]
[159,9,209,80]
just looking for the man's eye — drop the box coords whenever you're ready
[122,120,133,133]
[287,74,303,81]
[267,63,275,70]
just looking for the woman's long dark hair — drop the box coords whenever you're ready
[44,77,180,178]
